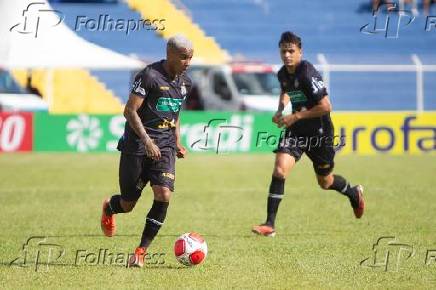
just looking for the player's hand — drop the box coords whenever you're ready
[278,113,299,128]
[272,111,282,125]
[176,143,187,159]
[143,138,161,160]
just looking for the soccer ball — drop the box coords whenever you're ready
[174,232,207,266]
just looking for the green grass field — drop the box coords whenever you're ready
[1,153,435,289]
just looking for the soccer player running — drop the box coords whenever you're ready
[252,31,365,237]
[100,35,193,267]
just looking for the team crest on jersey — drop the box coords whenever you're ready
[180,82,187,96]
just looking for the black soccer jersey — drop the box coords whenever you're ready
[117,60,192,154]
[277,60,333,136]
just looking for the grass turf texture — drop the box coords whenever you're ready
[0,153,435,289]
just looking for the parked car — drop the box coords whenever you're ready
[186,62,281,111]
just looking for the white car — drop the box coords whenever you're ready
[187,63,281,112]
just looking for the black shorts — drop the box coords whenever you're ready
[119,148,176,202]
[274,129,335,176]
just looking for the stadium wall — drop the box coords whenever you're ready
[0,112,434,155]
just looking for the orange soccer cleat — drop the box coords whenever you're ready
[252,224,276,237]
[101,198,116,237]
[352,185,365,219]
[128,247,146,268]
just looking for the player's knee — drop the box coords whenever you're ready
[317,177,331,190]
[273,167,287,180]
[153,186,172,202]
[120,199,137,212]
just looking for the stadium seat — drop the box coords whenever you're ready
[181,0,436,110]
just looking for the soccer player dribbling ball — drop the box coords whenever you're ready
[252,31,365,237]
[100,35,193,267]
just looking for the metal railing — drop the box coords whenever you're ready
[316,53,436,112]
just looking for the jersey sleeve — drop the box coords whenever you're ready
[301,64,328,103]
[277,68,287,93]
[185,77,193,99]
[130,69,154,98]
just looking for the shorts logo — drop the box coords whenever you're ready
[318,164,331,169]
[161,172,175,180]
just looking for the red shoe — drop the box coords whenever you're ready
[128,247,146,268]
[252,224,276,237]
[353,185,365,219]
[101,198,116,237]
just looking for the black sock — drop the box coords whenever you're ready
[266,176,285,227]
[140,200,169,248]
[105,195,125,216]
[328,175,355,199]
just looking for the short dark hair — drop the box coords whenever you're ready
[278,31,302,49]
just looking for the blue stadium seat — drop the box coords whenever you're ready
[181,0,436,110]
[50,1,435,110]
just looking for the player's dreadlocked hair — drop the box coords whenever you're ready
[278,31,302,49]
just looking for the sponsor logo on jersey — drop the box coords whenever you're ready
[287,90,308,104]
[157,119,176,129]
[156,97,183,112]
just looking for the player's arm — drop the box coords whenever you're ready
[279,95,331,127]
[175,118,186,158]
[273,92,290,125]
[273,70,291,125]
[124,94,161,160]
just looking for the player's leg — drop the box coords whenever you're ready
[268,152,296,226]
[141,185,171,247]
[316,173,364,218]
[252,151,298,237]
[101,153,146,237]
[128,185,172,268]
[307,143,365,218]
[128,149,175,267]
